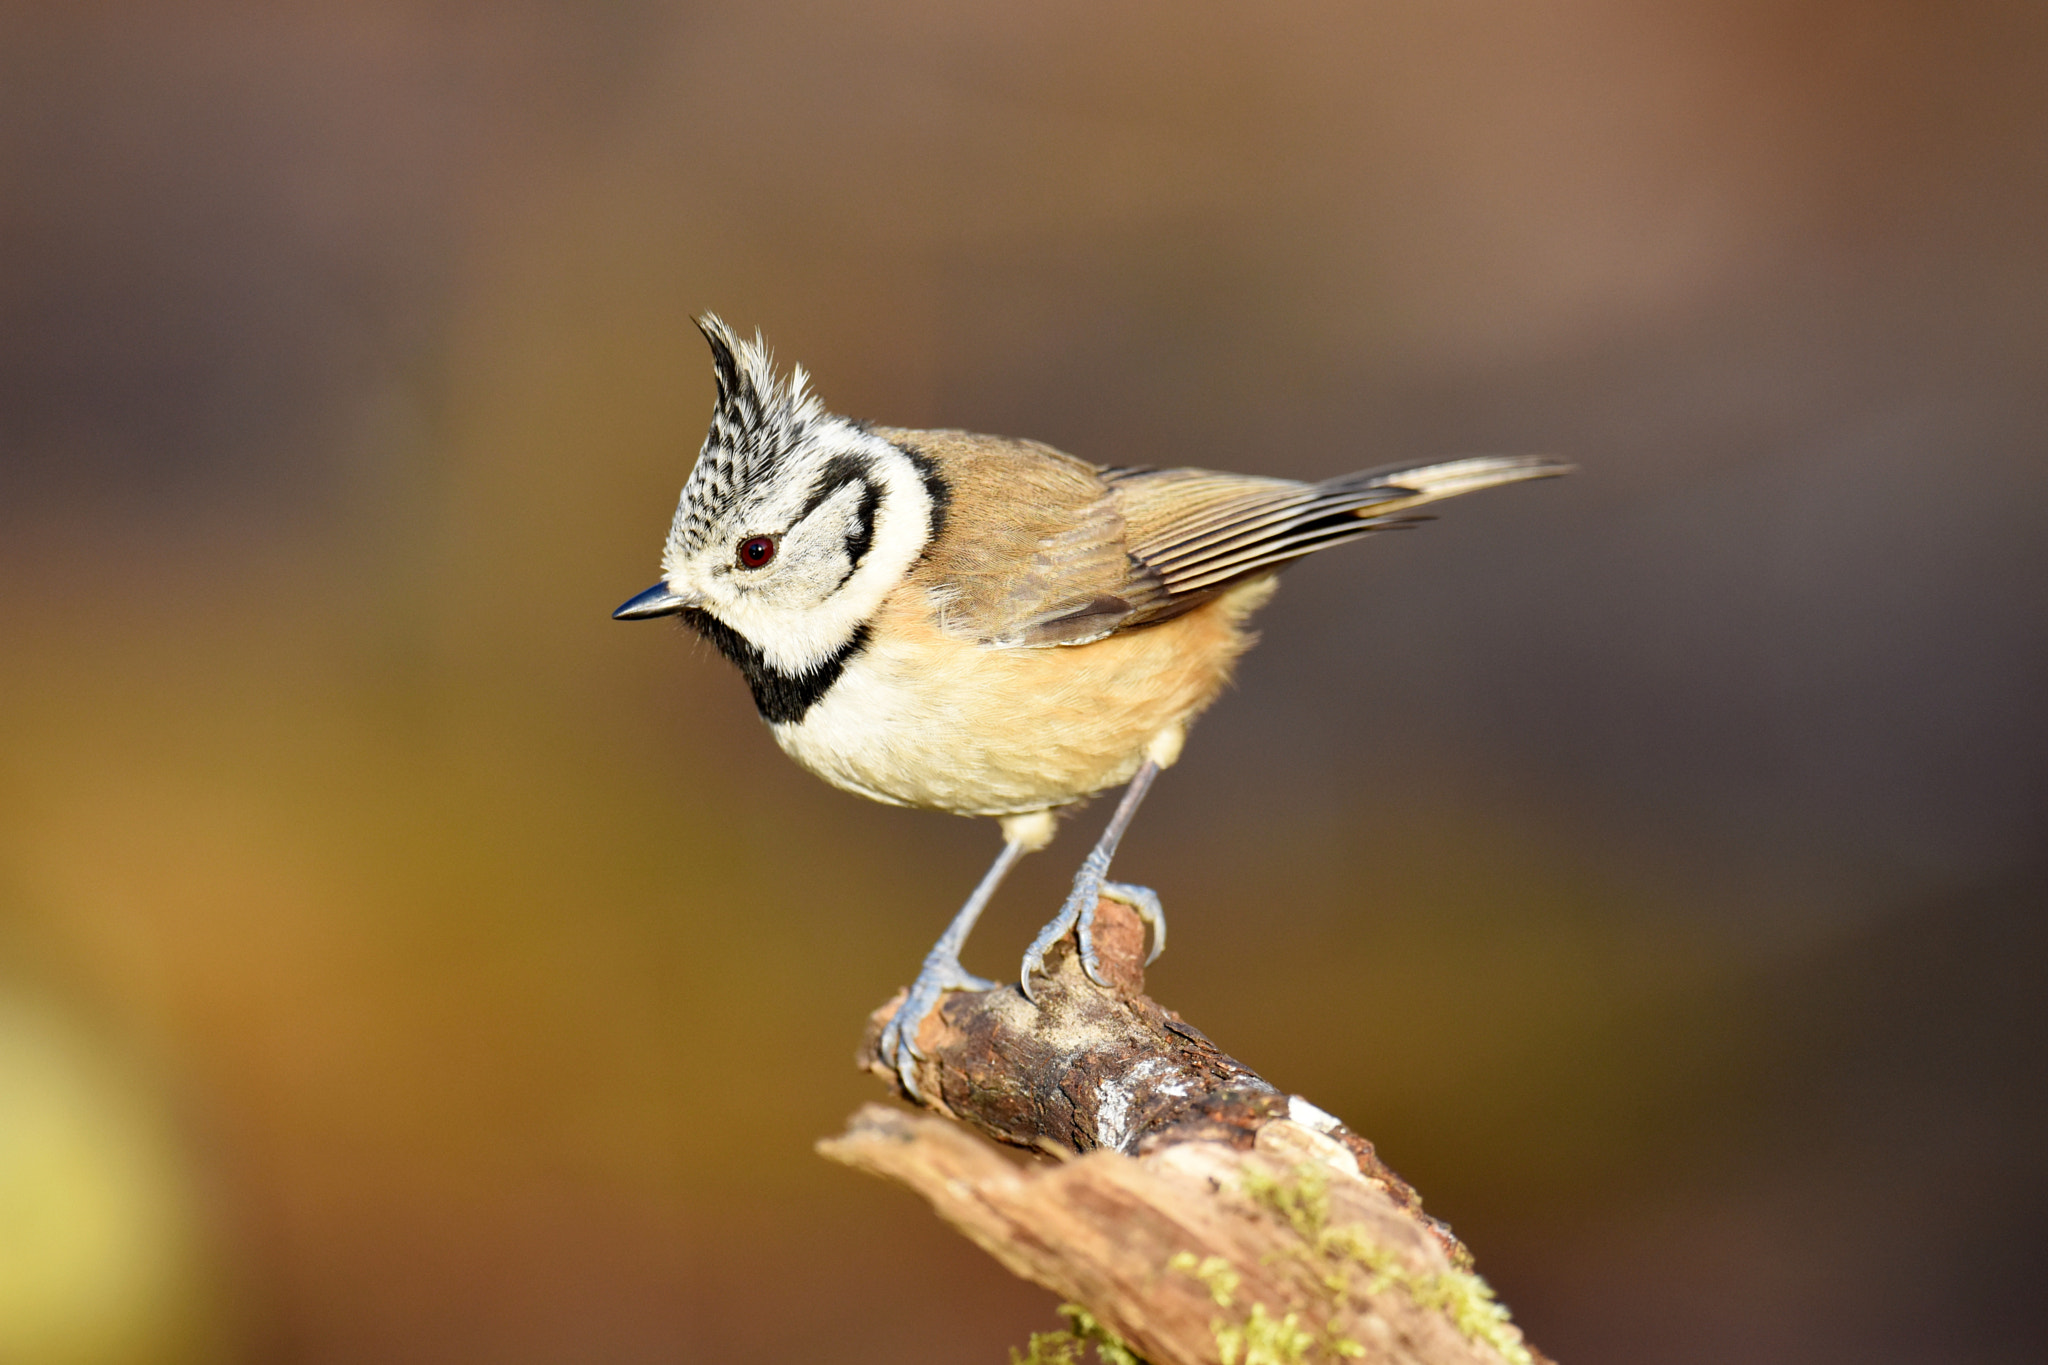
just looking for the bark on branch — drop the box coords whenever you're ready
[817,899,1549,1365]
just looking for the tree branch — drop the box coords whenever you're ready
[817,899,1548,1365]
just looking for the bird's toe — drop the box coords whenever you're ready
[1101,881,1166,964]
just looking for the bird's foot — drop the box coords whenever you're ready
[1019,867,1098,1000]
[1019,874,1166,1001]
[879,950,998,1100]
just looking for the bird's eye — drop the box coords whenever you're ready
[737,535,777,569]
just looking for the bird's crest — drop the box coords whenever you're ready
[667,314,829,555]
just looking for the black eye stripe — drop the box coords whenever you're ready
[797,454,872,523]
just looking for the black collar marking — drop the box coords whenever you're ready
[899,440,950,542]
[849,423,950,543]
[680,609,869,726]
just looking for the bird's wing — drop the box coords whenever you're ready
[1106,455,1567,606]
[894,426,1566,648]
[887,429,1168,647]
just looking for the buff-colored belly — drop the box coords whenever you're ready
[773,578,1276,816]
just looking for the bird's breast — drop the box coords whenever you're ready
[770,577,1276,816]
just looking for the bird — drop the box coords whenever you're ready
[615,315,1567,1096]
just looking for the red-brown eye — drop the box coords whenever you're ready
[737,535,777,569]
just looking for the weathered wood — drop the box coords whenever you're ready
[817,899,1547,1365]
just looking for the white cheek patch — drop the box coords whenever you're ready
[715,435,932,676]
[771,479,869,598]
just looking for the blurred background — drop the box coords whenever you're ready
[2,2,2044,1361]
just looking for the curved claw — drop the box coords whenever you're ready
[1101,881,1167,965]
[879,953,998,1100]
[1073,895,1113,988]
[1017,916,1067,1003]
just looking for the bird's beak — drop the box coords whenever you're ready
[612,582,700,620]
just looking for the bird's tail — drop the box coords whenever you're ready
[1323,455,1573,516]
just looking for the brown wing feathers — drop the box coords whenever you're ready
[891,429,1164,647]
[1112,455,1564,599]
[1121,477,1404,594]
[900,428,1565,649]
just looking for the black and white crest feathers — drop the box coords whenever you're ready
[666,314,829,559]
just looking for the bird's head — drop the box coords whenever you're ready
[615,315,943,678]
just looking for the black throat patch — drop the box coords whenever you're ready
[679,609,869,726]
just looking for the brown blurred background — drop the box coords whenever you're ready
[2,2,2044,1361]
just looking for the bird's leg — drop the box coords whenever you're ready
[1020,759,1164,1001]
[879,835,1028,1099]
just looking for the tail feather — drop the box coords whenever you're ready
[1108,452,1569,609]
[1328,455,1573,513]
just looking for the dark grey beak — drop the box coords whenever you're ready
[613,583,698,620]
